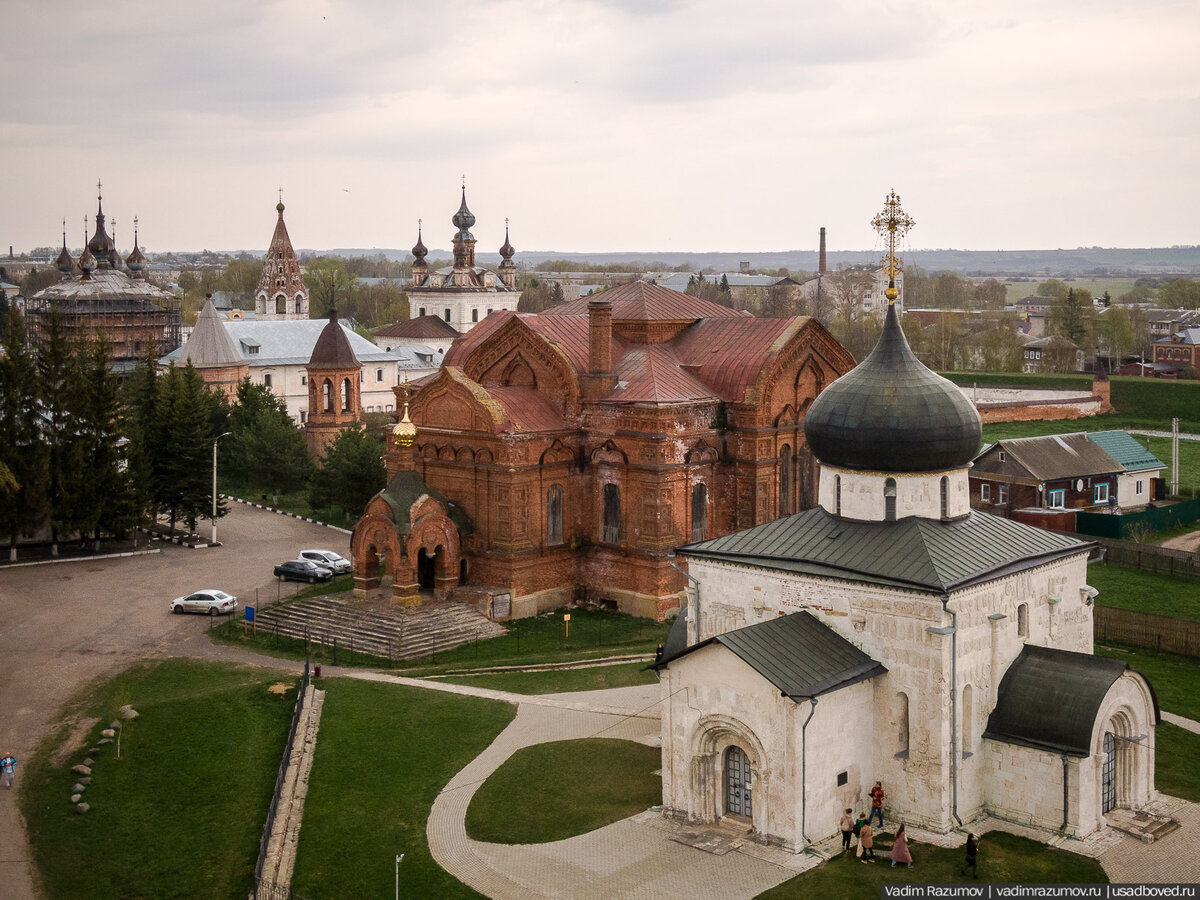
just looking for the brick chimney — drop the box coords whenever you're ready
[583,297,616,399]
[819,227,827,275]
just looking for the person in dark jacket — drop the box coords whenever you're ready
[961,833,979,879]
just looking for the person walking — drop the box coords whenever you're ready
[869,781,885,828]
[860,820,876,862]
[1,754,16,789]
[961,833,979,879]
[890,823,913,867]
[840,808,854,854]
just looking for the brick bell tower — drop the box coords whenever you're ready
[305,309,361,459]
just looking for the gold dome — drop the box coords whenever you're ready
[393,402,417,447]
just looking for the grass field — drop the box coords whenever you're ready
[465,738,661,844]
[1003,277,1142,305]
[212,604,671,675]
[1154,723,1200,803]
[1088,563,1200,622]
[23,660,295,900]
[291,678,515,899]
[438,660,658,694]
[757,830,1107,898]
[1095,644,1200,722]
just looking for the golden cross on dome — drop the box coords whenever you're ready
[871,189,915,304]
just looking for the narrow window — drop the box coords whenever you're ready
[444,308,451,322]
[884,477,897,522]
[341,377,352,412]
[998,450,1006,462]
[418,307,426,317]
[547,485,563,545]
[376,368,383,382]
[980,483,991,502]
[1017,603,1029,638]
[472,309,479,322]
[323,379,333,412]
[263,373,272,388]
[779,445,792,516]
[602,484,621,544]
[835,474,841,516]
[1136,480,1144,495]
[276,297,286,315]
[691,483,708,542]
[299,410,306,423]
[896,692,910,758]
[998,483,1009,504]
[940,476,949,518]
[962,685,974,757]
[301,375,307,386]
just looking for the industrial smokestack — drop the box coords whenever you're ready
[818,227,827,275]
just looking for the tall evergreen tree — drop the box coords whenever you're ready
[225,380,311,505]
[158,364,220,534]
[37,311,82,555]
[308,424,385,520]
[0,307,48,560]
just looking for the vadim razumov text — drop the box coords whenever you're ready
[881,885,1199,900]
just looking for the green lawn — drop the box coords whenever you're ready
[1003,278,1141,306]
[1088,562,1200,622]
[438,661,658,694]
[757,830,1106,898]
[1095,645,1200,721]
[212,604,671,675]
[1154,723,1200,803]
[465,739,661,844]
[23,660,296,900]
[290,678,515,899]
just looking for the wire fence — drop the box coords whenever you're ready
[253,656,311,899]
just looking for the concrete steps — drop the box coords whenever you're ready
[1105,808,1180,844]
[253,595,507,663]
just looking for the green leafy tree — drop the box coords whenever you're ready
[216,259,262,309]
[1159,278,1200,309]
[304,257,356,318]
[518,275,553,313]
[1098,305,1135,369]
[1037,279,1072,301]
[973,279,1008,310]
[308,424,385,520]
[0,307,48,560]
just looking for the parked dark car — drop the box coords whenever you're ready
[273,559,334,583]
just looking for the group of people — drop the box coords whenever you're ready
[837,781,980,877]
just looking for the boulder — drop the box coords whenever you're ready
[87,747,100,755]
[109,720,122,730]
[120,707,139,721]
[76,803,90,815]
[71,765,91,776]
[98,738,112,745]
[78,777,91,785]
[83,758,94,766]
[70,794,81,803]
[100,729,116,739]
[72,783,85,793]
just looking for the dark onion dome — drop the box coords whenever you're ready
[55,243,75,275]
[804,303,981,472]
[499,224,515,261]
[126,241,146,273]
[308,309,360,369]
[411,223,427,261]
[451,187,476,230]
[77,245,97,277]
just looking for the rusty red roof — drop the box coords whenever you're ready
[608,345,715,403]
[674,318,808,402]
[486,386,570,433]
[543,281,749,322]
[375,315,461,339]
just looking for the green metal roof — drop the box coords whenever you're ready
[1088,430,1166,473]
[984,645,1159,756]
[659,610,887,701]
[678,507,1092,594]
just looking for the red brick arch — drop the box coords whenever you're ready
[350,510,404,597]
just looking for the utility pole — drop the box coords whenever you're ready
[1171,417,1180,496]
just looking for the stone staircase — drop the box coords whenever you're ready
[253,595,507,663]
[1105,807,1181,843]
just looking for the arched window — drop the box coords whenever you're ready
[962,684,974,757]
[546,484,563,545]
[341,377,352,412]
[884,477,897,522]
[322,379,333,412]
[896,692,910,758]
[1017,602,1029,638]
[276,296,286,315]
[691,483,707,542]
[835,474,841,516]
[940,476,949,518]
[602,484,621,544]
[779,445,792,516]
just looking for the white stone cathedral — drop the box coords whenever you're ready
[657,299,1159,852]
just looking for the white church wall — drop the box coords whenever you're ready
[981,738,1070,832]
[804,680,876,842]
[817,466,971,521]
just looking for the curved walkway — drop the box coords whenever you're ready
[396,680,804,900]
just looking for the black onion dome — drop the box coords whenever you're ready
[451,188,475,230]
[55,243,75,274]
[411,225,427,261]
[804,303,981,472]
[499,226,514,260]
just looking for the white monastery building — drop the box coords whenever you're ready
[656,299,1159,852]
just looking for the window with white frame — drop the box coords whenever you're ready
[1094,483,1110,504]
[998,483,1009,504]
[1048,488,1065,507]
[980,483,991,502]
[1136,480,1144,495]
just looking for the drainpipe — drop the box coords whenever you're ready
[668,551,701,645]
[1061,754,1070,834]
[935,593,962,829]
[800,697,818,848]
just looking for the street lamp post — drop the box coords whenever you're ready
[212,431,232,545]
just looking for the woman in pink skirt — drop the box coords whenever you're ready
[890,823,913,867]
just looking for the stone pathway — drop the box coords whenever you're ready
[1100,795,1200,883]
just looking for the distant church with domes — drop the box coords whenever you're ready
[656,195,1160,851]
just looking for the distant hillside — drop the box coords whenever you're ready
[310,246,1200,276]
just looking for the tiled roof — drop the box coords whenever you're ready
[1087,431,1165,473]
[679,506,1091,593]
[542,281,749,321]
[984,645,1155,757]
[375,315,461,339]
[659,611,887,701]
[994,433,1121,481]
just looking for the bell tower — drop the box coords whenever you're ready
[305,309,361,458]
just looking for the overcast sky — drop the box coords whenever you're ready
[2,0,1198,256]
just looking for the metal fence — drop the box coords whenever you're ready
[1076,497,1200,540]
[1095,605,1200,658]
[1090,537,1200,581]
[253,657,310,900]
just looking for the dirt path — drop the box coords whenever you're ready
[0,503,345,900]
[1159,528,1200,554]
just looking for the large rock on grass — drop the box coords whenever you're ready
[71,765,91,776]
[76,803,90,815]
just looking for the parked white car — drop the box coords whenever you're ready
[298,549,352,576]
[170,589,238,617]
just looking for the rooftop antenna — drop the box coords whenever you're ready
[871,189,915,305]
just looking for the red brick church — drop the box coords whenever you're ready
[350,281,854,619]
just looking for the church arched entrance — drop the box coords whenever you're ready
[725,746,753,818]
[417,547,438,590]
[1102,732,1117,813]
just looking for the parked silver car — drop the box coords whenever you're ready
[298,549,352,576]
[170,589,238,616]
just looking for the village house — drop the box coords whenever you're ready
[970,433,1130,515]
